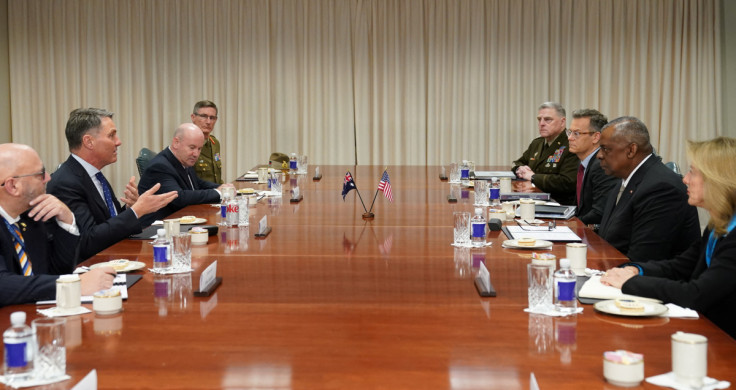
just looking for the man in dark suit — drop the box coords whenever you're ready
[0,143,115,306]
[597,117,701,262]
[138,123,233,226]
[512,102,580,205]
[48,108,178,260]
[568,109,618,225]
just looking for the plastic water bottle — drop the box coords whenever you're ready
[238,197,249,227]
[152,229,171,269]
[3,311,34,383]
[226,197,239,226]
[289,153,298,174]
[554,258,577,313]
[470,207,486,247]
[460,160,470,186]
[490,177,501,208]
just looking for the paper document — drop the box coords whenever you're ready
[474,170,517,179]
[503,225,581,242]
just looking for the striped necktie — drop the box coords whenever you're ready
[3,219,32,276]
[95,172,118,217]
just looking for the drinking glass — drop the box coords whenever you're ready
[453,211,471,245]
[172,233,192,270]
[32,318,66,380]
[527,263,554,313]
[298,155,308,174]
[271,172,283,196]
[474,180,489,206]
[448,163,460,184]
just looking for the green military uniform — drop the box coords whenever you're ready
[512,131,579,205]
[194,135,223,184]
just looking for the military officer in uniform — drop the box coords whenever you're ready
[190,100,224,184]
[512,102,579,205]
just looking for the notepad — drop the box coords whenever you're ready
[502,225,582,242]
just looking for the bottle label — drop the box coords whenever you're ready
[220,204,227,218]
[461,169,469,179]
[490,188,500,198]
[290,160,297,170]
[557,280,576,301]
[227,203,239,214]
[4,342,27,367]
[153,245,168,263]
[472,222,485,238]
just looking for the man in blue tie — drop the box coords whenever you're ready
[138,123,233,226]
[0,143,116,306]
[48,108,178,260]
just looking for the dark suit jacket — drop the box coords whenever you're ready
[598,155,701,262]
[0,215,80,306]
[48,156,142,260]
[576,150,618,225]
[138,147,220,226]
[622,228,736,339]
[512,131,579,205]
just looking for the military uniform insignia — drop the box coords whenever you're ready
[214,153,220,162]
[547,146,566,163]
[20,222,26,232]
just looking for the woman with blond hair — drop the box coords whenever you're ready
[602,137,736,338]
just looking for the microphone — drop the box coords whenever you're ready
[488,218,502,231]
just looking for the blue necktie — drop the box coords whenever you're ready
[3,219,32,276]
[95,172,117,217]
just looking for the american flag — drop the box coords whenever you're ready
[342,171,357,200]
[377,171,393,202]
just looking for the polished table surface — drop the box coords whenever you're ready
[2,165,735,389]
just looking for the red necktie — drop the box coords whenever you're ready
[576,164,584,207]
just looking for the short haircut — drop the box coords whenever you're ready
[193,100,218,115]
[65,108,114,151]
[601,116,652,153]
[686,137,736,236]
[538,102,566,118]
[572,109,608,133]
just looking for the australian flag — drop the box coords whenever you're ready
[342,171,357,200]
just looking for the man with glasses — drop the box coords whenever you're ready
[568,109,618,225]
[597,117,700,262]
[512,102,579,205]
[191,100,224,184]
[0,143,116,306]
[48,108,178,260]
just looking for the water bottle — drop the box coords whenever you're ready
[238,196,249,227]
[460,160,470,186]
[554,258,577,313]
[226,197,239,226]
[289,153,298,174]
[490,177,501,208]
[470,207,486,247]
[152,229,171,269]
[3,311,34,383]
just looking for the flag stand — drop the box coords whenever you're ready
[362,212,375,220]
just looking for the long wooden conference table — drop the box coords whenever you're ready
[2,165,735,389]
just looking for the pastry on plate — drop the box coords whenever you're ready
[614,298,645,313]
[180,215,197,224]
[108,259,130,272]
[517,237,536,247]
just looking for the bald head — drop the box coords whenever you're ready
[0,143,49,216]
[171,123,205,167]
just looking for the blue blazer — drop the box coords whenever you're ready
[138,147,220,226]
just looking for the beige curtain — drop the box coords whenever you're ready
[7,0,721,191]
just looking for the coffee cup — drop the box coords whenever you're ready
[56,274,81,313]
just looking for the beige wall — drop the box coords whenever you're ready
[0,0,9,143]
[723,0,736,138]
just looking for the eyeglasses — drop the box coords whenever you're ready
[565,129,595,138]
[194,113,218,121]
[1,167,46,186]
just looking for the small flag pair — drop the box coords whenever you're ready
[342,169,393,213]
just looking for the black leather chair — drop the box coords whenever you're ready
[136,148,155,176]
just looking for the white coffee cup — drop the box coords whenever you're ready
[499,177,512,193]
[671,332,708,387]
[56,274,81,313]
[565,243,587,275]
[519,198,536,221]
[163,218,181,240]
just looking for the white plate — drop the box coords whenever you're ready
[516,218,545,225]
[506,200,547,206]
[237,188,257,195]
[502,239,553,249]
[90,260,146,273]
[179,217,208,225]
[594,299,669,317]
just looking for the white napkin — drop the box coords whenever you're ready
[578,275,624,300]
[151,220,164,226]
[662,303,699,318]
[451,242,493,248]
[148,266,193,275]
[524,307,583,316]
[646,372,730,390]
[37,306,92,317]
[0,374,71,388]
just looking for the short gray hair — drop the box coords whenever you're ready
[538,102,566,118]
[572,109,608,133]
[602,116,652,153]
[65,108,114,151]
